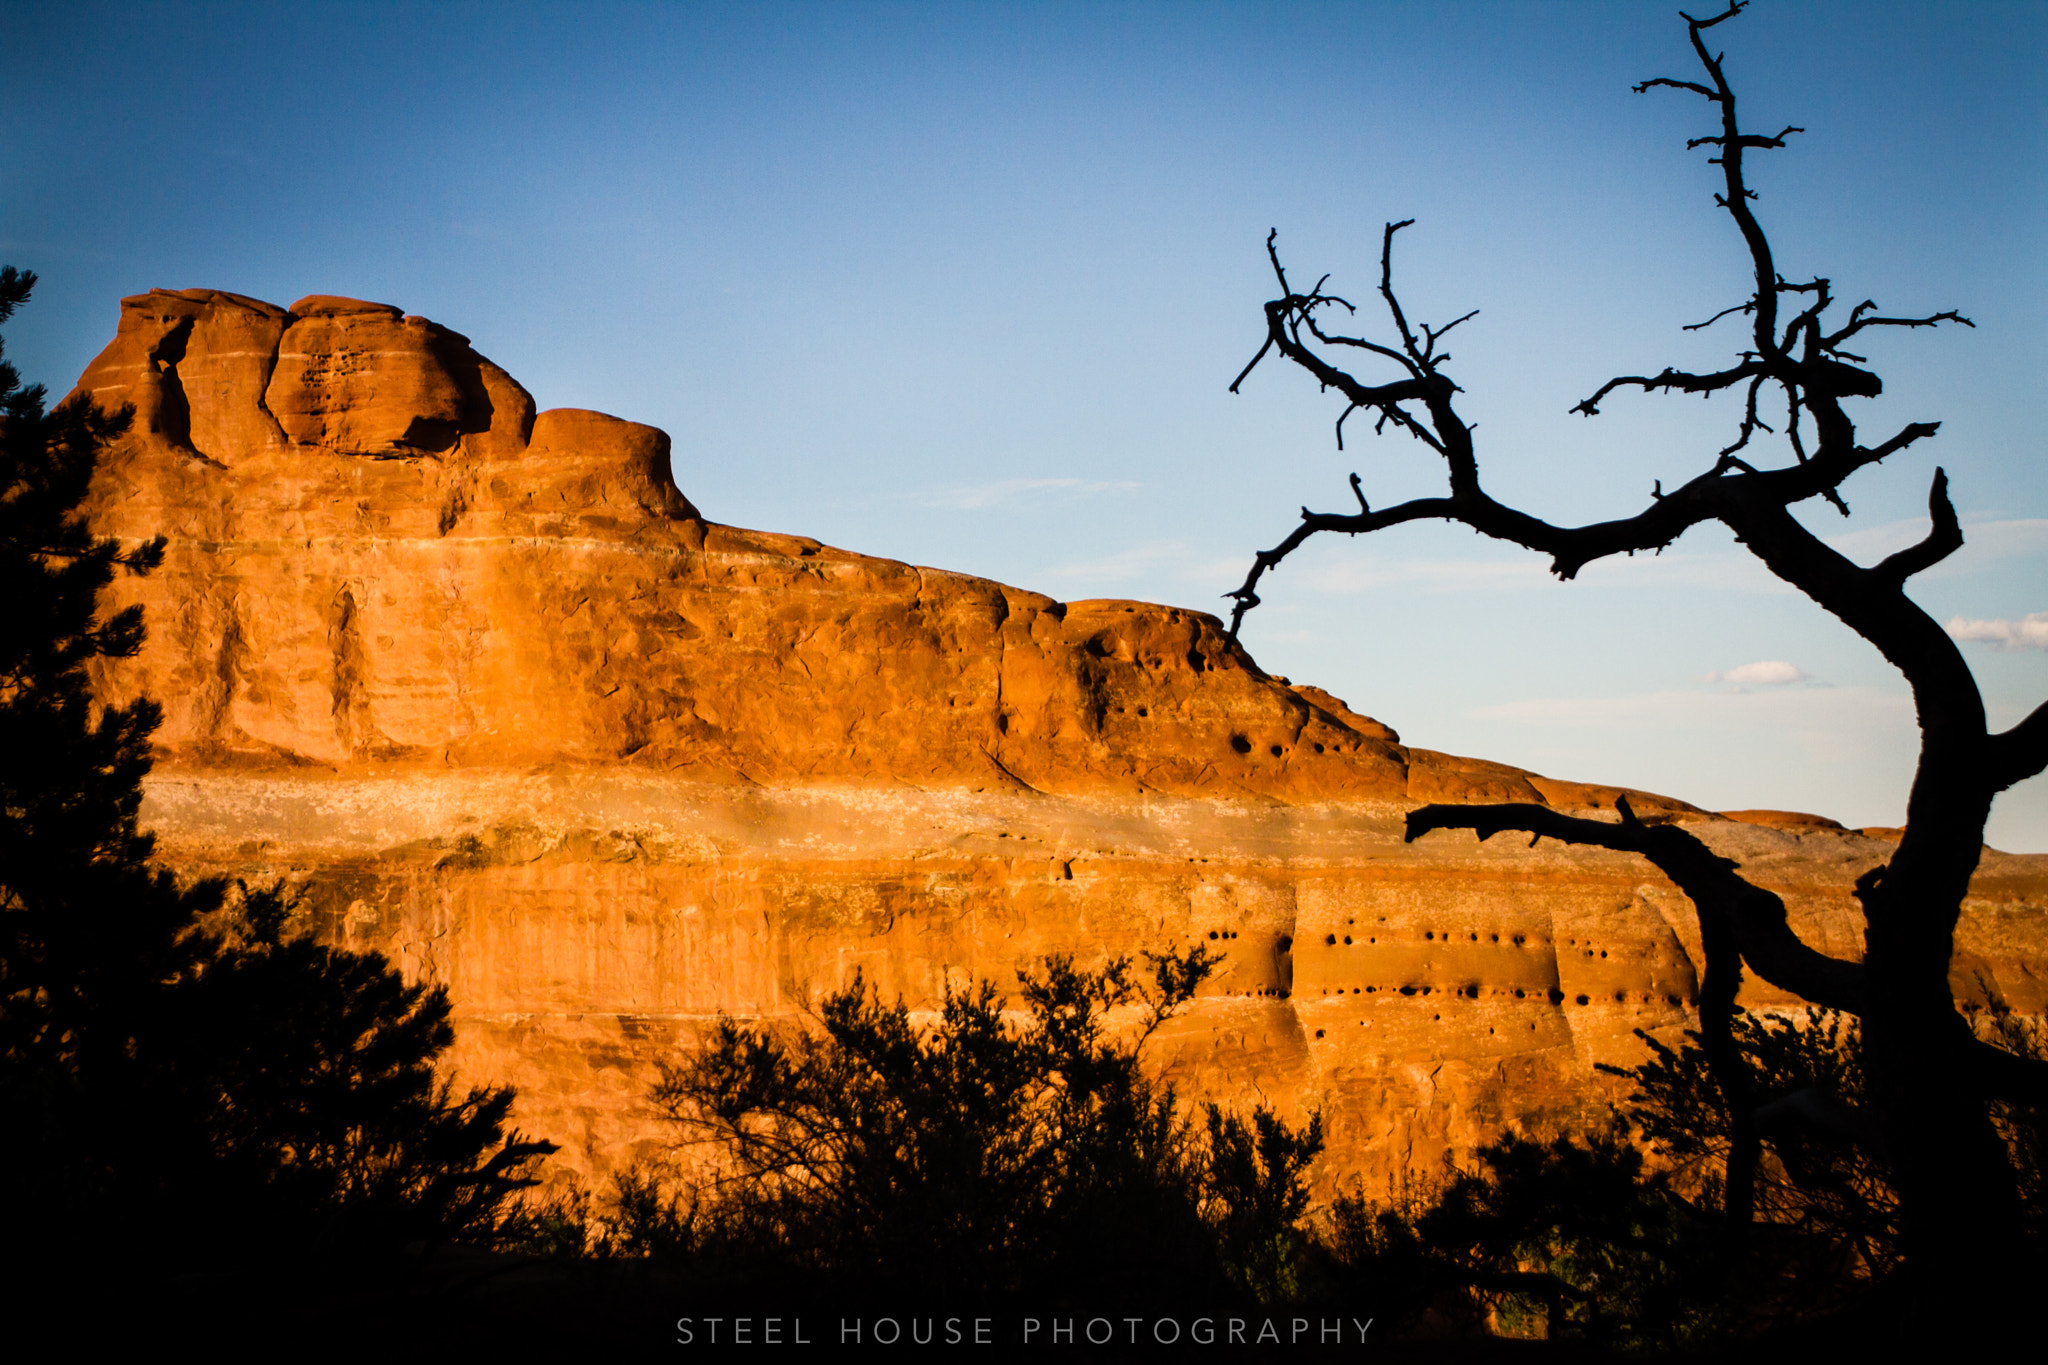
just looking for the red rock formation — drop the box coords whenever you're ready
[73,290,2048,1189]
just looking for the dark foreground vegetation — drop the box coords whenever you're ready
[514,947,1322,1309]
[480,954,2041,1358]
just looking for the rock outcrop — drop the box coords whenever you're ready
[75,289,2048,1188]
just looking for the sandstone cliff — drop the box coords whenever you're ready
[75,288,2048,1187]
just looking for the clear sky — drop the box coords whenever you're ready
[5,1,2044,848]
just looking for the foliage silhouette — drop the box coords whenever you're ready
[1319,1004,2047,1348]
[0,266,551,1277]
[1611,1003,2045,1293]
[1605,1010,1898,1287]
[1321,1125,1730,1351]
[610,946,1324,1307]
[1224,1,2047,1317]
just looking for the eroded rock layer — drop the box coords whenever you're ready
[76,289,2048,1188]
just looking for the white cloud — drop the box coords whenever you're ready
[914,477,1139,511]
[1947,613,2048,652]
[1703,660,1812,687]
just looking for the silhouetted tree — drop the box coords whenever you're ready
[0,266,551,1276]
[1224,3,2045,1319]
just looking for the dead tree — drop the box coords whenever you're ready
[1226,2,2045,1309]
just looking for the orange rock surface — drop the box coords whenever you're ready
[74,289,2048,1188]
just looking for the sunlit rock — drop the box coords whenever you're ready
[73,291,2048,1188]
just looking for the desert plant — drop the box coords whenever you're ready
[1319,1127,1734,1351]
[643,946,1325,1306]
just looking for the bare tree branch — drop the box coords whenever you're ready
[1571,361,1766,416]
[1685,299,1755,332]
[1987,699,2048,794]
[1635,77,1718,100]
[1825,307,1974,351]
[1402,800,1868,1014]
[1871,468,1962,586]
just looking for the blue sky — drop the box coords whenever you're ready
[5,1,2044,848]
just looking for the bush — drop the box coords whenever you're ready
[1319,1003,2048,1348]
[1318,1126,1729,1351]
[1609,1009,1898,1291]
[150,888,556,1260]
[614,947,1323,1307]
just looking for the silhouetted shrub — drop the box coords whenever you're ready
[1318,1004,2048,1348]
[584,947,1324,1308]
[1607,1009,1898,1292]
[1318,1125,1733,1351]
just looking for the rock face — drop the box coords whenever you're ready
[75,289,2048,1189]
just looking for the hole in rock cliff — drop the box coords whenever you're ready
[1548,990,1566,1005]
[1576,994,1591,1006]
[1490,933,1500,942]
[1269,744,1284,757]
[1209,931,1219,940]
[1188,650,1208,673]
[1615,991,1627,1002]
[1424,931,1434,940]
[1325,934,1337,946]
[1514,990,1526,999]
[1512,935,1525,945]
[1229,734,1251,754]
[1434,1014,1440,1021]
[1277,936,1293,953]
[1314,742,1325,753]
[1137,707,1149,717]
[1398,986,1416,996]
[1469,932,1479,941]
[1666,993,1681,1006]
[1315,1029,1325,1038]
[1600,949,1608,958]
